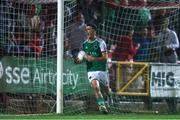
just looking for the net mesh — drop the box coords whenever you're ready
[98,0,180,114]
[99,1,179,62]
[0,0,91,114]
[0,0,58,114]
[0,0,180,115]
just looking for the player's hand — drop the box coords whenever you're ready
[85,55,95,62]
[74,57,81,64]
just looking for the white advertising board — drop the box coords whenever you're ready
[150,63,180,97]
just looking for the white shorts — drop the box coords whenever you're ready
[87,71,109,86]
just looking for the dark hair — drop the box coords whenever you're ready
[87,23,97,30]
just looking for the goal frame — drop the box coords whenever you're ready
[57,0,64,114]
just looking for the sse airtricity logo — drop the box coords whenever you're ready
[0,62,3,79]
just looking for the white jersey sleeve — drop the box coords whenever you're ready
[97,38,107,52]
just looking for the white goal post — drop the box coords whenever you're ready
[57,0,64,114]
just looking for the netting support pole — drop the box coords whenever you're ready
[57,0,64,114]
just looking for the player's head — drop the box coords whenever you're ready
[86,23,97,40]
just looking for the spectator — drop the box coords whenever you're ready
[111,26,138,61]
[134,26,151,62]
[29,32,44,57]
[78,0,98,25]
[67,12,87,59]
[106,0,151,37]
[133,0,151,34]
[94,0,106,26]
[0,0,13,56]
[29,4,45,57]
[159,18,179,63]
[158,18,179,114]
[105,0,134,43]
[106,0,129,19]
[109,26,138,92]
[6,32,20,56]
[13,33,29,57]
[0,0,12,34]
[46,19,56,56]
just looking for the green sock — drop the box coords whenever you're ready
[97,95,105,106]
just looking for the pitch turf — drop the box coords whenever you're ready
[1,114,180,120]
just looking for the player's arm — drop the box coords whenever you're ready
[85,52,107,62]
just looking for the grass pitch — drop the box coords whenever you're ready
[1,114,180,120]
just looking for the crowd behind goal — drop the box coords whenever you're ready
[0,0,180,114]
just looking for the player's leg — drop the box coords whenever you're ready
[91,79,108,114]
[98,71,113,106]
[88,72,108,114]
[99,82,113,106]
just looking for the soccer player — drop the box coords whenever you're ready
[74,23,112,114]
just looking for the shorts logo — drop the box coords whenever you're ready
[0,62,3,79]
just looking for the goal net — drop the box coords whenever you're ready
[0,0,180,115]
[99,0,180,114]
[0,0,92,114]
[0,0,58,114]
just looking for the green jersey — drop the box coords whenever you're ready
[83,38,107,72]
